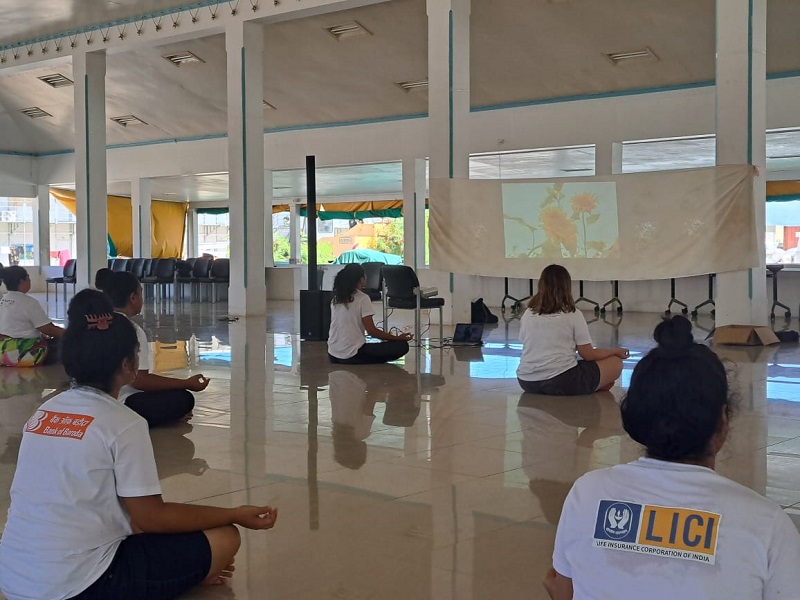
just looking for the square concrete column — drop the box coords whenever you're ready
[226,21,267,316]
[34,184,50,266]
[264,170,274,268]
[428,0,471,324]
[131,178,152,258]
[402,158,427,270]
[715,0,768,326]
[289,203,301,263]
[595,141,622,177]
[74,50,108,287]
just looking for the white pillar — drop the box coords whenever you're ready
[186,209,199,257]
[131,178,152,258]
[226,21,267,316]
[428,0,471,325]
[289,203,301,263]
[595,141,622,176]
[74,50,108,287]
[715,0,768,326]
[402,158,427,270]
[34,185,50,266]
[264,170,274,268]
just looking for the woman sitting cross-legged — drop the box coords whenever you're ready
[0,289,278,600]
[97,270,208,427]
[328,263,412,365]
[0,266,63,367]
[517,264,626,395]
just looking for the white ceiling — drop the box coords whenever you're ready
[6,0,800,203]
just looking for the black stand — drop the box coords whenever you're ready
[600,280,623,315]
[501,277,534,313]
[691,274,716,318]
[665,278,688,315]
[576,280,599,313]
[767,264,791,320]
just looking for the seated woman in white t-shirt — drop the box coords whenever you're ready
[328,263,412,364]
[517,265,625,395]
[0,289,278,600]
[0,266,63,367]
[543,316,800,600]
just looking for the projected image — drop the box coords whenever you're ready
[502,182,620,259]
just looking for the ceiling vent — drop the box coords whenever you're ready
[396,78,429,92]
[561,168,592,173]
[20,107,52,119]
[768,153,800,160]
[162,51,205,67]
[263,100,277,110]
[325,21,372,40]
[38,73,73,88]
[110,114,148,127]
[605,47,659,65]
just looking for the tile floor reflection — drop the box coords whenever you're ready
[1,299,799,599]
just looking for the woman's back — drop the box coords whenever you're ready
[554,455,800,599]
[517,309,590,381]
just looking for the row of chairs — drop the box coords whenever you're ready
[45,257,231,304]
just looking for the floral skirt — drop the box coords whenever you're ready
[0,336,50,367]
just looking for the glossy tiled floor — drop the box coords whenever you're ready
[2,298,800,599]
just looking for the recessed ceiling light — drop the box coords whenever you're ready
[162,51,205,67]
[38,73,73,88]
[396,78,429,92]
[325,21,372,40]
[110,114,148,127]
[606,47,659,64]
[263,100,277,110]
[20,107,52,119]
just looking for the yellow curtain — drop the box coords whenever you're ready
[151,201,187,258]
[152,340,189,372]
[767,181,800,198]
[50,188,187,258]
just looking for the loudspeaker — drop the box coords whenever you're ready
[300,290,333,341]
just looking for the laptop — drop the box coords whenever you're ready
[451,323,485,347]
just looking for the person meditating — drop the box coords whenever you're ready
[517,264,625,395]
[543,316,800,600]
[0,289,278,600]
[328,263,412,364]
[0,266,63,366]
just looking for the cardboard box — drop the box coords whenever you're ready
[712,325,780,346]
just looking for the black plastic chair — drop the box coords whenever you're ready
[381,265,444,342]
[129,258,147,279]
[111,258,129,273]
[177,257,211,301]
[46,259,76,303]
[198,258,230,303]
[362,262,383,302]
[141,258,177,302]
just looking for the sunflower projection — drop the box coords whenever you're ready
[502,182,620,259]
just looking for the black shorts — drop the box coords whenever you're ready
[518,361,601,396]
[69,531,211,600]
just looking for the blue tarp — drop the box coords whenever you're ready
[333,249,403,265]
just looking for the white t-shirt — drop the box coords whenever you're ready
[553,457,800,600]
[327,290,375,360]
[0,386,162,600]
[516,309,592,381]
[0,291,51,339]
[118,314,151,402]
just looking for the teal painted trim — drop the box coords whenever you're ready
[768,70,800,80]
[84,74,91,264]
[448,10,454,180]
[413,191,418,271]
[472,80,715,113]
[265,112,428,134]
[767,193,800,203]
[747,0,754,165]
[0,0,222,52]
[241,46,248,289]
[449,272,453,294]
[748,268,753,300]
[0,150,37,157]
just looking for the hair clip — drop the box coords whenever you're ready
[86,313,113,331]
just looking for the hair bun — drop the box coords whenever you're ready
[653,315,694,355]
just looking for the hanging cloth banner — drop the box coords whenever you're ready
[429,165,758,281]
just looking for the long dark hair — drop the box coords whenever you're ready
[332,264,365,305]
[1,266,29,292]
[620,316,734,462]
[99,271,140,309]
[528,264,576,314]
[63,290,138,393]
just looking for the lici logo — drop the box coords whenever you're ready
[595,500,641,543]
